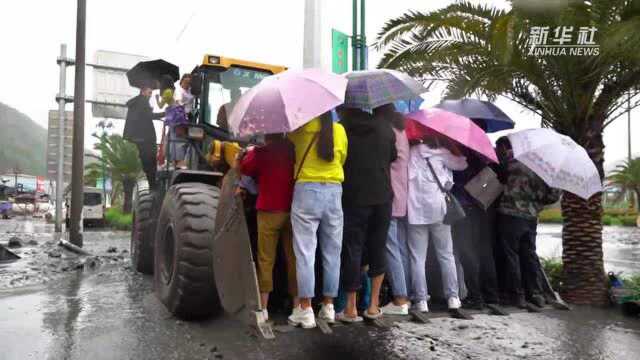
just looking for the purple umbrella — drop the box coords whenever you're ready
[435,99,514,133]
[228,69,347,136]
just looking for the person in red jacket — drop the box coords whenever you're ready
[239,133,297,320]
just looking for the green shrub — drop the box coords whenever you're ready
[622,274,640,291]
[541,257,563,290]
[604,208,638,217]
[620,215,638,227]
[540,207,637,227]
[105,207,132,231]
[609,217,624,226]
[538,208,563,223]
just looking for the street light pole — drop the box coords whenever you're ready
[69,0,86,247]
[55,44,67,233]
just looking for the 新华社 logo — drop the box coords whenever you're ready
[527,26,600,56]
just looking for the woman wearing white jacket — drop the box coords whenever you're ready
[407,134,468,313]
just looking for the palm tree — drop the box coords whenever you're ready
[376,0,640,305]
[86,134,142,213]
[608,158,640,210]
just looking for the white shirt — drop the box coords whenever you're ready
[407,145,468,225]
[174,85,194,113]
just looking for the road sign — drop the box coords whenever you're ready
[46,110,73,184]
[92,50,149,119]
[332,29,349,74]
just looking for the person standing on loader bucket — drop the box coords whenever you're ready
[239,133,299,322]
[124,82,164,190]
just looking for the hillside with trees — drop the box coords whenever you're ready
[0,102,47,176]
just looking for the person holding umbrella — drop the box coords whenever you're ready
[337,105,397,322]
[124,59,179,188]
[495,136,561,309]
[287,112,348,328]
[227,68,349,329]
[123,81,164,189]
[405,124,468,315]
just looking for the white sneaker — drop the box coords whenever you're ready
[412,300,429,313]
[381,302,409,315]
[318,303,336,323]
[448,297,462,309]
[288,306,316,329]
[262,309,269,321]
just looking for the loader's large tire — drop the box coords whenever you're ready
[131,189,156,274]
[154,183,221,319]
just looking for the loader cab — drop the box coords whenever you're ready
[192,55,287,134]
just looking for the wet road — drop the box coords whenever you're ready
[1,219,639,359]
[537,224,640,274]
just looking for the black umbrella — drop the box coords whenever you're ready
[126,59,179,89]
[435,99,515,133]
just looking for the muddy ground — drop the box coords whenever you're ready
[1,218,639,360]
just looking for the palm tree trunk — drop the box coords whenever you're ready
[560,192,608,305]
[122,179,135,214]
[559,120,608,305]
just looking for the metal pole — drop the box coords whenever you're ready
[352,0,358,71]
[69,0,86,247]
[360,0,366,70]
[55,44,67,233]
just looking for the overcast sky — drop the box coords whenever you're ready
[0,0,636,167]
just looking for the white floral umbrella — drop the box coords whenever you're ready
[507,128,603,200]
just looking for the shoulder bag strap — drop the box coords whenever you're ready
[425,158,446,192]
[294,132,320,181]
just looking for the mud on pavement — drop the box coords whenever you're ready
[0,218,131,289]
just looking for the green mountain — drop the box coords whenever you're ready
[0,102,47,176]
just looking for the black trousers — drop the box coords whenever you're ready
[496,214,543,300]
[340,202,391,291]
[452,204,499,304]
[135,142,157,189]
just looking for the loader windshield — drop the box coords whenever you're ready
[204,66,271,128]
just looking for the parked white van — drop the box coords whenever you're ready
[65,187,105,227]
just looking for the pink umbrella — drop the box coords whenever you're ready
[406,108,499,163]
[228,68,347,136]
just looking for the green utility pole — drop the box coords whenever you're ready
[351,0,367,71]
[352,0,358,71]
[360,0,366,70]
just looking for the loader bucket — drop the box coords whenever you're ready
[212,169,262,324]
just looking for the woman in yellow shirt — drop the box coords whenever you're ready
[287,112,348,329]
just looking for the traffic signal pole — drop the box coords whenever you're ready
[69,0,86,247]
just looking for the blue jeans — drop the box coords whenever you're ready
[291,182,343,298]
[407,222,459,301]
[386,217,411,298]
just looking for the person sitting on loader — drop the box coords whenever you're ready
[124,82,164,190]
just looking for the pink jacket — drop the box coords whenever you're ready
[390,128,410,218]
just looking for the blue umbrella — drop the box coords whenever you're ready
[394,98,424,114]
[435,99,514,133]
